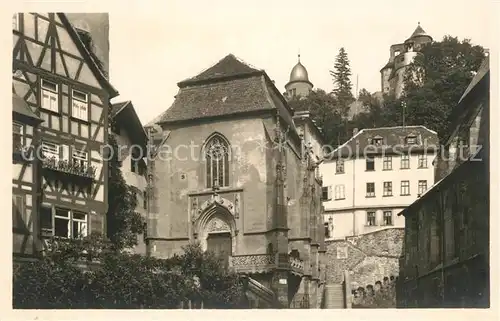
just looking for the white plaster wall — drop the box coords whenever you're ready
[320,152,436,239]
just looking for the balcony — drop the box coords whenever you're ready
[230,254,275,274]
[229,253,305,275]
[41,156,96,181]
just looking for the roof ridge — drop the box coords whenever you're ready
[362,125,436,133]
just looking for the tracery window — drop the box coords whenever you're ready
[205,135,230,188]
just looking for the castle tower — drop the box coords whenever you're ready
[380,23,432,98]
[65,13,110,78]
[285,54,313,99]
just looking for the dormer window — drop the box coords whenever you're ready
[371,137,383,146]
[405,135,418,145]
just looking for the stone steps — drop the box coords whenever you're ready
[324,283,346,309]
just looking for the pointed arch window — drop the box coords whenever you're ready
[205,135,230,189]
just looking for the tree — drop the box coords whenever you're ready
[400,36,485,142]
[330,47,355,117]
[13,240,246,309]
[106,126,145,251]
[288,89,343,146]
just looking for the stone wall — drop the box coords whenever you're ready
[324,228,404,289]
[352,275,397,308]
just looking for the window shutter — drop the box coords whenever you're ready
[61,145,70,161]
[328,186,332,200]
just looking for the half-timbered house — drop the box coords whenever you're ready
[12,13,118,259]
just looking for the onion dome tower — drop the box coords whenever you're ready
[285,54,313,99]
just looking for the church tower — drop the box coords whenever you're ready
[380,23,432,98]
[285,54,313,99]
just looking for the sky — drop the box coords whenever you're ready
[107,0,496,125]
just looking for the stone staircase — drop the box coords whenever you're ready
[324,283,346,308]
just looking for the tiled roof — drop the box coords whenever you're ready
[410,24,429,38]
[177,54,262,87]
[458,57,489,104]
[109,101,130,117]
[326,125,439,159]
[158,75,275,124]
[110,100,148,148]
[12,93,41,121]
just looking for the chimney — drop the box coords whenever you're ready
[353,128,359,136]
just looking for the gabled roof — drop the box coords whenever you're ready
[57,13,118,98]
[110,101,148,148]
[445,56,489,146]
[177,54,262,87]
[326,125,439,159]
[13,93,42,123]
[155,53,296,127]
[458,57,489,104]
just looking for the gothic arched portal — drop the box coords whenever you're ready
[194,203,237,268]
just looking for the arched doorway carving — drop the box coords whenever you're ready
[193,203,237,268]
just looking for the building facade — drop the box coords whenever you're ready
[146,54,326,308]
[110,101,149,254]
[12,13,118,259]
[320,126,438,240]
[397,58,489,308]
[380,23,432,98]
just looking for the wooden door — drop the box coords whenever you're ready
[206,232,232,269]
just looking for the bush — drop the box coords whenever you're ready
[13,238,246,309]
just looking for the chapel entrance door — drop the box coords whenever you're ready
[206,232,232,269]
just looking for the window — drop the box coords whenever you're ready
[418,180,427,196]
[383,156,392,170]
[72,148,88,167]
[143,190,147,209]
[405,136,417,145]
[371,137,383,146]
[366,182,375,197]
[366,157,375,171]
[72,211,88,238]
[335,185,345,200]
[43,206,88,239]
[72,90,88,121]
[130,147,141,173]
[324,222,330,238]
[205,135,230,188]
[401,154,410,169]
[322,186,332,201]
[42,141,60,160]
[401,180,410,196]
[383,181,392,196]
[418,154,427,168]
[13,123,23,151]
[324,217,333,238]
[40,205,53,236]
[367,211,376,226]
[336,159,345,173]
[383,211,393,226]
[41,79,59,112]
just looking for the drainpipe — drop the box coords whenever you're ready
[352,155,357,236]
